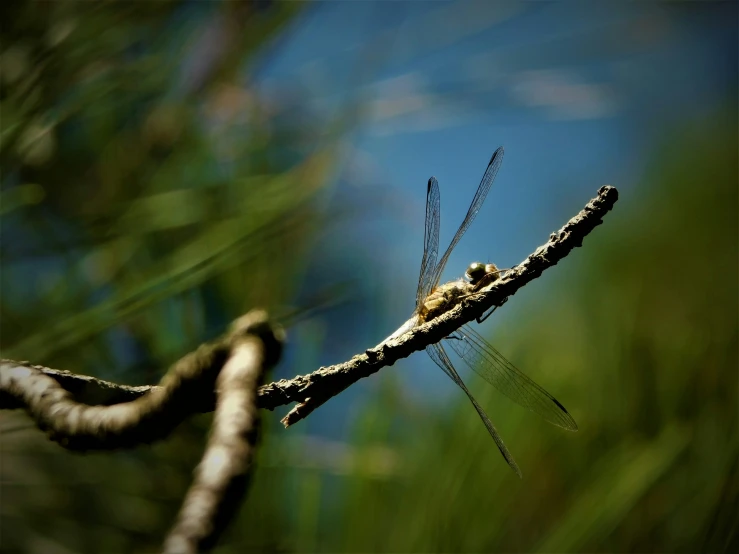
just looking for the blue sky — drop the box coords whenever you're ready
[256,1,733,267]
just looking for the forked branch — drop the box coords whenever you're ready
[1,186,618,438]
[1,312,283,451]
[163,311,281,554]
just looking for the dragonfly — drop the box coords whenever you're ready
[384,146,577,477]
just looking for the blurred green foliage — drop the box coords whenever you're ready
[1,2,737,554]
[1,2,343,552]
[1,0,332,370]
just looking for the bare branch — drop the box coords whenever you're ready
[0,363,159,409]
[163,311,283,554]
[278,185,619,426]
[1,186,618,437]
[0,311,282,451]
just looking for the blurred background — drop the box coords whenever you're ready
[1,1,736,553]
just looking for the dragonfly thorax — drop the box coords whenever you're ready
[418,280,473,323]
[418,263,502,324]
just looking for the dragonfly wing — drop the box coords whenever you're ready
[426,342,522,478]
[383,315,420,343]
[431,146,504,289]
[416,177,441,311]
[446,325,578,431]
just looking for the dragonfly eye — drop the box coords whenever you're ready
[465,262,486,284]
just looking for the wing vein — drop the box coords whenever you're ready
[430,146,504,289]
[426,343,522,478]
[446,325,578,431]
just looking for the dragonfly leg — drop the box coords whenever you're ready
[477,297,508,323]
[477,306,497,323]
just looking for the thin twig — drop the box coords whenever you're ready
[163,311,283,554]
[1,186,618,438]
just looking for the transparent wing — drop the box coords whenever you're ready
[446,325,578,431]
[426,342,522,478]
[430,146,504,289]
[415,177,441,312]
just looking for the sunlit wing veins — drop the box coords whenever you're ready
[426,342,522,478]
[416,177,441,312]
[430,146,504,290]
[447,325,579,431]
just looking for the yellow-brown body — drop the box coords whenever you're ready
[418,280,473,324]
[417,262,502,324]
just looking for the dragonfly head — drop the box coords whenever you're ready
[465,262,500,286]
